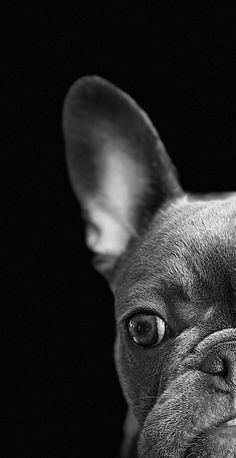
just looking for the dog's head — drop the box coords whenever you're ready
[62,76,236,457]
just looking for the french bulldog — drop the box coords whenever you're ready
[62,76,236,457]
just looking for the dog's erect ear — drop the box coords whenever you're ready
[62,76,183,277]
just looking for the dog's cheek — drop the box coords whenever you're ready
[114,334,162,425]
[114,335,138,407]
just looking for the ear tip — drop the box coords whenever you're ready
[69,75,108,90]
[63,75,112,102]
[62,75,149,135]
[62,75,117,127]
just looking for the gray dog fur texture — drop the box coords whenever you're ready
[63,76,236,457]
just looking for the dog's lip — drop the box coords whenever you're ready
[185,416,236,455]
[215,414,236,428]
[187,415,236,449]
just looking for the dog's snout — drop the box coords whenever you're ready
[200,343,236,389]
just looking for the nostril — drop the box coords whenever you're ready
[201,354,228,377]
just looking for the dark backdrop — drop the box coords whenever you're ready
[3,3,236,457]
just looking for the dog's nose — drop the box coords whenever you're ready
[200,343,236,389]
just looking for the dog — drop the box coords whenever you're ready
[62,76,236,457]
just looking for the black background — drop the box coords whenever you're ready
[3,3,236,457]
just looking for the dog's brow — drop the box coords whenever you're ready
[126,278,192,303]
[117,285,164,316]
[118,280,191,320]
[160,280,192,303]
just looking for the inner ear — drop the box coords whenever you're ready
[62,76,183,276]
[83,146,147,251]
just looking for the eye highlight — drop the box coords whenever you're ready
[127,313,166,348]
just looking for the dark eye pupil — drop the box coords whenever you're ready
[135,320,152,337]
[128,314,158,346]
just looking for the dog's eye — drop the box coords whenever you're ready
[127,313,166,348]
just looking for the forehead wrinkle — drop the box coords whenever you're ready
[137,200,235,293]
[115,198,235,317]
[117,274,192,319]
